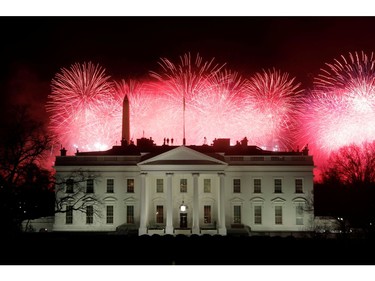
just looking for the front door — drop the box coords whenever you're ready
[180,213,187,228]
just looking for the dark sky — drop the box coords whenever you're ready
[2,16,375,121]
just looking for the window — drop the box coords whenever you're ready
[295,179,303,193]
[180,179,187,193]
[233,205,241,224]
[106,179,114,193]
[296,204,304,225]
[86,206,93,224]
[275,206,282,224]
[66,179,74,193]
[274,179,282,193]
[204,179,211,193]
[86,179,94,193]
[156,179,164,193]
[66,205,73,224]
[127,179,134,193]
[254,179,261,193]
[106,205,114,224]
[156,205,164,224]
[127,205,134,224]
[233,179,241,193]
[204,205,211,224]
[254,206,262,224]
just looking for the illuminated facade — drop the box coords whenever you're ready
[52,138,314,236]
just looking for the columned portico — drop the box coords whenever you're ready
[139,172,148,235]
[165,172,174,234]
[192,173,200,234]
[218,172,227,235]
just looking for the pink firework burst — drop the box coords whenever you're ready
[243,68,303,150]
[299,51,375,160]
[149,52,227,145]
[189,69,247,144]
[112,79,165,143]
[46,61,115,151]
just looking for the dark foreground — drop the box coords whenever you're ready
[2,232,375,265]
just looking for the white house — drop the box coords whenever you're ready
[52,137,314,236]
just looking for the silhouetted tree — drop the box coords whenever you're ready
[316,141,375,237]
[0,105,55,233]
[54,169,103,218]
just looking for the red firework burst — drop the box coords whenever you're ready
[298,51,375,161]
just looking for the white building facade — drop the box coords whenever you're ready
[52,140,314,236]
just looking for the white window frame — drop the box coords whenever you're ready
[106,178,114,193]
[156,178,164,193]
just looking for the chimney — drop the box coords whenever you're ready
[60,147,67,156]
[122,95,130,146]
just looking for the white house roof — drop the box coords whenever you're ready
[136,146,228,172]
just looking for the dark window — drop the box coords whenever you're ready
[66,179,74,193]
[274,179,282,193]
[106,205,114,224]
[86,179,94,193]
[86,206,93,224]
[233,179,241,193]
[107,179,114,193]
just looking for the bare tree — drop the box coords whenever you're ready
[322,141,375,187]
[317,141,375,237]
[0,105,56,232]
[54,169,103,218]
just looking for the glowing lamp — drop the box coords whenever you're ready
[179,201,187,212]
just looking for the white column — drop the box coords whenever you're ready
[139,172,148,235]
[218,173,227,235]
[192,173,200,234]
[165,173,174,234]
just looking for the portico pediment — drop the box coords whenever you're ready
[137,146,227,168]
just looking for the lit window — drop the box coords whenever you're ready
[106,179,114,193]
[233,179,241,193]
[274,179,282,193]
[127,205,134,224]
[86,179,94,193]
[254,206,262,224]
[127,179,134,193]
[275,206,282,225]
[86,206,93,224]
[156,205,164,224]
[156,179,164,193]
[180,179,187,193]
[204,205,211,224]
[295,179,303,193]
[204,179,211,193]
[254,179,261,193]
[233,205,241,224]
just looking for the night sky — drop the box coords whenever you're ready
[2,16,375,121]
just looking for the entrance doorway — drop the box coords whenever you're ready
[180,213,187,228]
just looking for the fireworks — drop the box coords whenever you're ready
[298,51,375,160]
[243,68,303,150]
[46,62,115,151]
[46,54,305,152]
